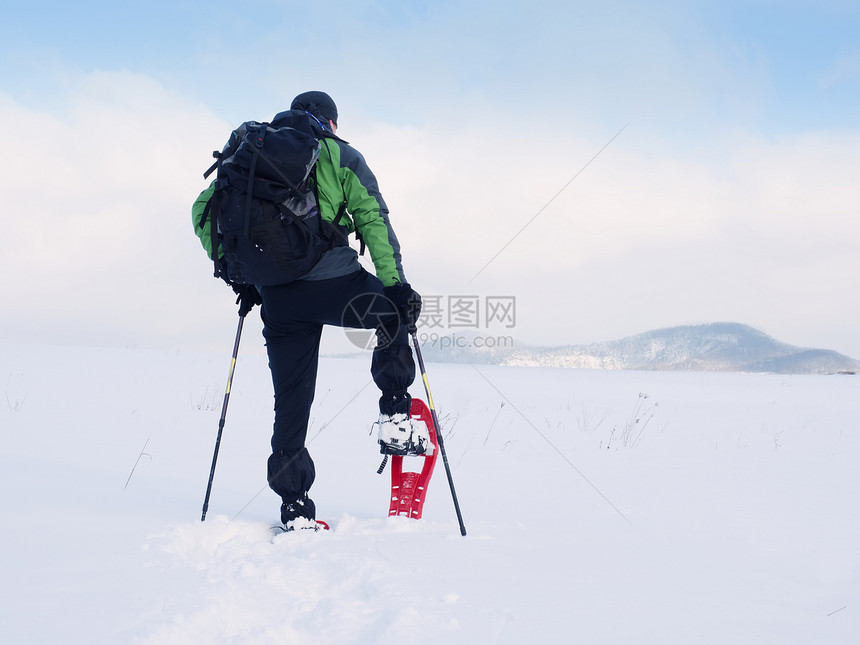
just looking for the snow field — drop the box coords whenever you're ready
[1,341,858,643]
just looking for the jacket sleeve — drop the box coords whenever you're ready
[191,182,220,259]
[337,144,406,287]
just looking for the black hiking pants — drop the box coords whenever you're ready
[260,268,415,502]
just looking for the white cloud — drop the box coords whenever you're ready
[2,69,859,359]
[0,71,235,347]
[355,116,860,356]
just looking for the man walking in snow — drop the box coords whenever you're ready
[193,91,429,527]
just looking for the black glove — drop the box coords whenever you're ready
[383,283,422,333]
[233,283,262,317]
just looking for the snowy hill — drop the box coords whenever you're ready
[2,342,859,643]
[420,322,860,374]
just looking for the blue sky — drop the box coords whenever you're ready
[3,0,857,131]
[2,0,859,358]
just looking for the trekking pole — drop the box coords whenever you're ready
[410,332,467,536]
[200,310,246,521]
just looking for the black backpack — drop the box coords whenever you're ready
[201,110,342,286]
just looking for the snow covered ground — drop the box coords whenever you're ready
[2,341,858,644]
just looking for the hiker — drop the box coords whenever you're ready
[192,91,429,527]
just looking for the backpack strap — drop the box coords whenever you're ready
[204,196,219,278]
[203,151,221,179]
[243,124,268,238]
[331,202,347,229]
[201,149,224,278]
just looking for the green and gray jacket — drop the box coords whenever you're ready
[192,116,406,287]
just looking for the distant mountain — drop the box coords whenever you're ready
[417,323,859,375]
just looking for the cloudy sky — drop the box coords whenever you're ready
[2,0,859,359]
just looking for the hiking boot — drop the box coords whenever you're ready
[377,413,432,456]
[280,493,316,526]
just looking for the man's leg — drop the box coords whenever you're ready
[260,286,323,521]
[258,269,420,519]
[326,270,425,453]
[371,324,415,416]
[331,270,416,414]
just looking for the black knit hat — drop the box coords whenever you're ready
[290,91,338,125]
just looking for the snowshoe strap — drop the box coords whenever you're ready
[376,454,389,474]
